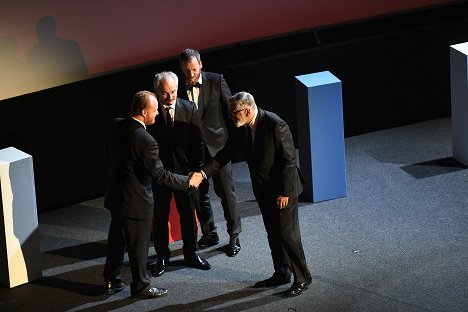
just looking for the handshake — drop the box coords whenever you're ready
[188,171,205,189]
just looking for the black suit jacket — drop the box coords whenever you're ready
[147,98,205,175]
[204,108,303,200]
[178,71,232,157]
[104,117,189,220]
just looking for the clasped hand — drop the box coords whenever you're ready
[188,171,204,188]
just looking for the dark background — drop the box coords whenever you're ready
[1,2,468,212]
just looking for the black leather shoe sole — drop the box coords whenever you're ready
[282,279,312,297]
[131,286,168,299]
[226,244,241,257]
[185,255,211,270]
[253,276,291,288]
[149,258,170,277]
[104,280,125,295]
[197,237,219,249]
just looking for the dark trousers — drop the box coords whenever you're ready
[103,213,151,294]
[196,160,241,239]
[256,195,311,284]
[153,187,198,258]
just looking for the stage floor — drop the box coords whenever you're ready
[1,117,467,312]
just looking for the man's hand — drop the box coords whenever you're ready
[188,172,204,188]
[277,196,289,209]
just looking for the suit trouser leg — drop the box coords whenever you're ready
[103,214,126,282]
[257,199,290,277]
[279,196,311,284]
[123,217,152,294]
[212,161,241,238]
[195,179,218,239]
[153,186,172,258]
[173,190,198,257]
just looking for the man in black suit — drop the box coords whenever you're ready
[148,71,211,276]
[178,48,241,257]
[103,91,202,299]
[202,91,312,297]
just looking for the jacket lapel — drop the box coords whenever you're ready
[252,109,266,158]
[198,72,209,118]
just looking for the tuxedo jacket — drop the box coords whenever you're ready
[204,108,303,201]
[147,98,205,175]
[178,71,232,157]
[104,117,189,220]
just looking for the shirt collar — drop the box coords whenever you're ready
[248,108,258,129]
[163,102,176,110]
[132,116,146,129]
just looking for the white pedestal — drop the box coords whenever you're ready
[0,147,42,288]
[450,42,468,166]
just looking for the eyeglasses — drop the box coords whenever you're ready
[230,108,246,117]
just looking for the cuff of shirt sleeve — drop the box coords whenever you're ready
[200,170,207,180]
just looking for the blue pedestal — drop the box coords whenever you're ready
[295,71,346,202]
[450,42,468,166]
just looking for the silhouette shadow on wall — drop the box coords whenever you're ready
[26,16,88,91]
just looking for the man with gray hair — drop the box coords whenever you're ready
[202,91,312,297]
[147,71,211,276]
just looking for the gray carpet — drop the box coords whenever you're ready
[1,117,467,312]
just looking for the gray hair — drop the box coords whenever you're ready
[153,71,178,91]
[229,91,257,111]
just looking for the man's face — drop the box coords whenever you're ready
[181,57,202,86]
[156,78,178,106]
[230,105,248,127]
[143,95,159,125]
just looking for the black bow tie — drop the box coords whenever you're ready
[187,82,200,89]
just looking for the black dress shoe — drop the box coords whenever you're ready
[150,257,170,277]
[104,279,125,295]
[226,237,241,257]
[197,236,219,249]
[253,274,291,288]
[282,279,312,297]
[185,254,211,270]
[131,286,168,299]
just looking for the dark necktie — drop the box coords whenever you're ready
[165,107,172,128]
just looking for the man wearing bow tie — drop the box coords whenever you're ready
[178,48,242,257]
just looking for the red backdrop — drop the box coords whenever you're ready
[0,0,456,100]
